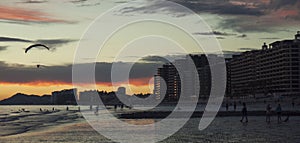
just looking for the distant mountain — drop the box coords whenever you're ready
[0,93,51,105]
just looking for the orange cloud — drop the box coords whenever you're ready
[0,81,72,86]
[0,78,153,87]
[129,77,152,86]
[0,5,69,23]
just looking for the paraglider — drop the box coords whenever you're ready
[25,44,50,53]
[25,44,50,68]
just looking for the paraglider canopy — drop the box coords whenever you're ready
[25,44,50,68]
[25,44,50,53]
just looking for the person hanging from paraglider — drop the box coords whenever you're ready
[25,44,50,68]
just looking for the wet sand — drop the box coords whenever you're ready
[2,117,300,143]
[1,105,300,142]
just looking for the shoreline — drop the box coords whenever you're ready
[0,106,84,138]
[118,110,300,119]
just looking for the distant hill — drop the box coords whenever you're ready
[0,93,51,105]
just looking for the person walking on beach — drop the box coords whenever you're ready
[276,104,282,123]
[266,104,272,123]
[234,101,237,111]
[226,103,229,111]
[240,102,248,123]
[95,106,99,115]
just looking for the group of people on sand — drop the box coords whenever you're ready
[240,102,289,123]
[40,107,59,113]
[19,108,30,112]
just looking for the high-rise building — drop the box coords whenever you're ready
[154,63,180,101]
[228,32,300,97]
[154,55,213,102]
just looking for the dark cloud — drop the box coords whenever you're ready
[193,31,237,36]
[0,36,77,51]
[0,20,32,25]
[0,37,32,43]
[70,0,87,3]
[218,18,274,32]
[218,0,300,32]
[140,55,187,63]
[35,39,77,51]
[18,0,48,4]
[118,0,190,17]
[69,0,100,7]
[118,0,265,17]
[0,61,163,85]
[140,56,169,63]
[115,1,128,4]
[260,37,280,40]
[0,20,76,26]
[117,0,299,32]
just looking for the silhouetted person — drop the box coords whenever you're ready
[234,101,237,111]
[240,102,248,123]
[40,108,43,112]
[95,106,99,115]
[121,104,124,110]
[226,103,229,111]
[276,104,282,123]
[52,107,55,112]
[66,106,69,111]
[266,104,272,123]
[37,64,40,68]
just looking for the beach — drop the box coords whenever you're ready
[0,103,300,143]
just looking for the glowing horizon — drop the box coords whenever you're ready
[0,79,154,100]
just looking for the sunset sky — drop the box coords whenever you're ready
[0,0,299,100]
